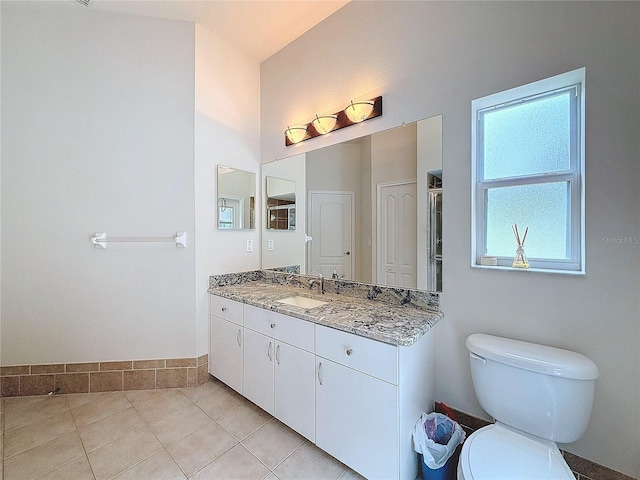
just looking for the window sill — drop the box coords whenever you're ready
[471,264,585,275]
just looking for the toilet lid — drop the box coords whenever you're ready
[459,424,574,480]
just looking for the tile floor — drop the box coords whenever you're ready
[0,378,365,480]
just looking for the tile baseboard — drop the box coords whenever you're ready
[0,354,209,397]
[435,402,635,480]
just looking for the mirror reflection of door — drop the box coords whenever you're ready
[308,191,354,279]
[377,181,417,288]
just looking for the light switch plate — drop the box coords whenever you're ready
[267,239,274,251]
[246,240,253,253]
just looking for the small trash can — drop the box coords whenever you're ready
[412,412,465,480]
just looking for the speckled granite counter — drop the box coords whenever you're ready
[209,270,443,347]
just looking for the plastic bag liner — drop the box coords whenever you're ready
[412,412,466,469]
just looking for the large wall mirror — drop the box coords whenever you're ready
[217,165,256,230]
[261,115,442,292]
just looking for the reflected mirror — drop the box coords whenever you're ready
[262,115,442,292]
[266,176,296,230]
[217,165,256,230]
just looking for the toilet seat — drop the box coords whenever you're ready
[457,423,574,480]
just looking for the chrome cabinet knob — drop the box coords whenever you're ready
[270,323,276,329]
[346,348,353,356]
[221,307,227,312]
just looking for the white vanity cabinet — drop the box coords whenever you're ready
[243,305,316,441]
[209,296,244,394]
[315,324,434,480]
[209,293,435,480]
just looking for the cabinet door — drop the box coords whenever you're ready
[274,342,315,442]
[316,358,398,480]
[243,328,275,415]
[210,315,243,394]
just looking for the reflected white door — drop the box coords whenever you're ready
[378,182,417,288]
[308,191,354,279]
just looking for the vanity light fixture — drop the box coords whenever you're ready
[344,100,376,123]
[312,114,338,135]
[285,125,308,144]
[284,96,382,146]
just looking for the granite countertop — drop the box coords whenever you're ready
[209,281,442,347]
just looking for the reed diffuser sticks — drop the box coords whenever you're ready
[512,223,529,268]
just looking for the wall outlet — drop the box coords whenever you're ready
[246,240,253,253]
[267,239,274,251]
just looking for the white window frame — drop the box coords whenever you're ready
[471,68,585,274]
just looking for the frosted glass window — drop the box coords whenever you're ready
[472,68,585,273]
[485,183,569,259]
[483,90,572,180]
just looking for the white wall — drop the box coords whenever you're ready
[1,3,262,363]
[261,2,640,477]
[187,24,261,357]
[1,2,196,363]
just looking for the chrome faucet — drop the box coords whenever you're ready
[309,272,325,295]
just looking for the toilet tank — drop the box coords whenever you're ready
[466,333,599,443]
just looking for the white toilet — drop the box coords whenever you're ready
[458,333,599,480]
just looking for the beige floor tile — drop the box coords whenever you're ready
[66,391,115,410]
[179,380,224,403]
[71,392,131,428]
[338,468,366,480]
[36,455,95,480]
[216,402,272,441]
[78,406,145,452]
[4,396,70,432]
[87,426,162,480]
[112,449,186,480]
[4,395,58,414]
[4,411,76,459]
[4,430,85,480]
[193,385,245,420]
[147,402,213,445]
[242,420,305,470]
[124,388,181,403]
[165,422,236,477]
[1,382,362,480]
[274,442,347,480]
[128,389,192,423]
[189,444,269,480]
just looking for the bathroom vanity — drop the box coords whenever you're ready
[208,270,442,480]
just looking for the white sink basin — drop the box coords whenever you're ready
[277,295,328,309]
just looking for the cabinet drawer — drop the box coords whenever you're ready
[210,295,243,325]
[315,325,398,384]
[245,305,314,353]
